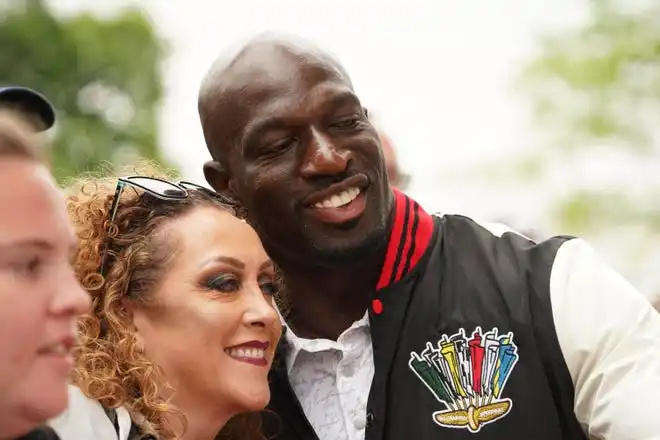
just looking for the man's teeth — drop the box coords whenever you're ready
[225,347,265,359]
[313,187,360,209]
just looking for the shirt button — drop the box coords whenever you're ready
[372,299,383,314]
[353,414,366,430]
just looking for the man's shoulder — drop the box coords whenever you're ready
[435,213,572,250]
[424,213,575,287]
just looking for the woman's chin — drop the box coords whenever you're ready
[227,384,271,413]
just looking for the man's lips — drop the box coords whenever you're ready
[301,174,369,207]
[301,174,370,225]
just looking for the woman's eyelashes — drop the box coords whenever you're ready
[202,272,278,296]
[258,279,279,296]
[204,273,239,293]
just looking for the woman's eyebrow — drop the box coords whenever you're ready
[200,255,245,269]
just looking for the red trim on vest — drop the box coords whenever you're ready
[394,204,416,282]
[410,201,434,269]
[376,190,407,290]
[376,189,434,290]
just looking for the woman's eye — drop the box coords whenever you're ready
[259,281,279,297]
[205,275,239,293]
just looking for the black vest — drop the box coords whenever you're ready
[262,191,586,440]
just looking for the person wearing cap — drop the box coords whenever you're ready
[0,110,89,439]
[0,86,55,132]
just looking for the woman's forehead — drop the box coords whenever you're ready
[165,206,267,266]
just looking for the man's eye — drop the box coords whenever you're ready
[331,116,361,129]
[262,137,298,155]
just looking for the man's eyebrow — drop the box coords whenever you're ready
[0,238,55,253]
[322,90,360,110]
[242,116,288,148]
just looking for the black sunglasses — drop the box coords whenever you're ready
[99,176,214,277]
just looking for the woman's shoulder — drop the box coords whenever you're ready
[47,385,133,440]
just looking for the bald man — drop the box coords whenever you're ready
[198,33,660,440]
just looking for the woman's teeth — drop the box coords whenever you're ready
[225,347,265,359]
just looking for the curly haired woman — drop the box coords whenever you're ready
[48,164,281,440]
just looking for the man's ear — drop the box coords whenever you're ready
[203,160,230,192]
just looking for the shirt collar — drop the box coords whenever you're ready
[277,305,370,374]
[376,189,435,290]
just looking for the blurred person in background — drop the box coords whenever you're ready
[377,129,410,191]
[367,113,410,191]
[0,86,55,132]
[48,164,281,440]
[0,111,89,440]
[199,34,660,440]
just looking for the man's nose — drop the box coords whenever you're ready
[300,127,350,178]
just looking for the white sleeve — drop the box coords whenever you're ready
[47,385,132,440]
[550,239,660,440]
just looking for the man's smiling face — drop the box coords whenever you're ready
[202,44,392,267]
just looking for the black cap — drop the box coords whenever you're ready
[0,86,56,131]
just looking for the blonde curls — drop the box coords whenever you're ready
[67,161,260,440]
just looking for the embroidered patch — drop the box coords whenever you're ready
[408,327,519,433]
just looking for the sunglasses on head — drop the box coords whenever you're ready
[100,176,216,277]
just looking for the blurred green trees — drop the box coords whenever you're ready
[516,0,660,233]
[0,0,170,182]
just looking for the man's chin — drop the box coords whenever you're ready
[309,225,388,265]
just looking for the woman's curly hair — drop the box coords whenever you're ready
[67,162,266,440]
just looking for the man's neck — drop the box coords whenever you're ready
[275,188,398,341]
[280,247,385,341]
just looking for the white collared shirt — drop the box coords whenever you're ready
[283,312,373,440]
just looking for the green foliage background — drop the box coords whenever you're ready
[0,0,173,182]
[516,0,660,234]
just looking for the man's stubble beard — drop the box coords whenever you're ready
[307,220,389,266]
